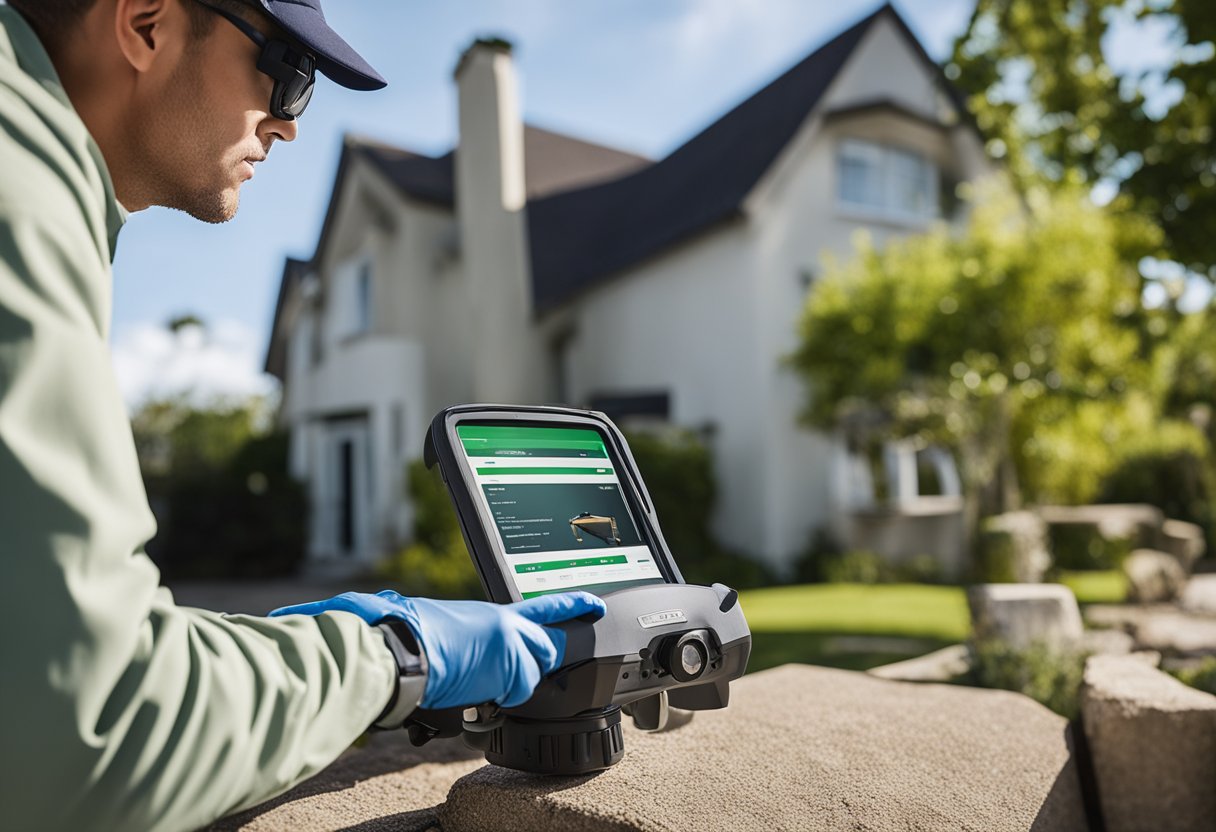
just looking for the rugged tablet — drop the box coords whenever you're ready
[416,404,751,774]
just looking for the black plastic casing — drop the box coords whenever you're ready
[421,404,752,756]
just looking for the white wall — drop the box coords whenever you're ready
[740,14,993,568]
[560,222,775,560]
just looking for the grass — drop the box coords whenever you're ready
[737,583,970,673]
[1056,569,1127,604]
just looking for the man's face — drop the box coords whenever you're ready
[139,5,299,223]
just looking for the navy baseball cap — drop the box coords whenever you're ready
[252,0,386,90]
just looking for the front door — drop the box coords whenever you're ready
[324,418,371,560]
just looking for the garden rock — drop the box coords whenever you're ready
[967,583,1084,651]
[1040,504,1162,570]
[1161,519,1206,569]
[867,644,972,681]
[1078,628,1135,657]
[1180,574,1216,616]
[1080,655,1216,832]
[440,664,1088,832]
[979,511,1051,582]
[1133,611,1216,657]
[1122,548,1188,603]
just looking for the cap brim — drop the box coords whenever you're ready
[258,1,387,91]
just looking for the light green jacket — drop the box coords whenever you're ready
[0,8,400,830]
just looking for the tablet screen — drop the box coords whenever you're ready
[456,423,667,598]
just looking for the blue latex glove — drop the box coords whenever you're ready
[269,590,606,709]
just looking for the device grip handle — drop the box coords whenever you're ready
[403,706,465,746]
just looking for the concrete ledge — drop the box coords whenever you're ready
[207,732,483,832]
[439,665,1087,832]
[1080,655,1216,832]
[211,665,1090,831]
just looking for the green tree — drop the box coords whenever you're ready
[949,0,1216,281]
[131,396,305,579]
[788,182,1169,524]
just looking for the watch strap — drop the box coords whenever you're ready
[373,618,429,730]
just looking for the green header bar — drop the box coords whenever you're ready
[476,466,614,476]
[466,447,607,458]
[514,555,628,574]
[457,425,605,443]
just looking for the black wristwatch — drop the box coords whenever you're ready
[372,618,429,730]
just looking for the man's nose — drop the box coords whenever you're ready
[265,115,299,144]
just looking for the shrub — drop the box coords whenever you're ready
[1048,524,1136,572]
[625,429,775,588]
[1170,657,1216,697]
[966,640,1089,719]
[1097,421,1216,554]
[378,461,482,599]
[797,546,947,585]
[822,550,885,583]
[137,397,307,580]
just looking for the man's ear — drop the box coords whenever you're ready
[113,0,181,73]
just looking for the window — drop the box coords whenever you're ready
[837,139,939,221]
[332,256,373,341]
[354,260,372,335]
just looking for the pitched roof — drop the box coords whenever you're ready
[354,124,652,208]
[264,257,311,380]
[527,4,945,312]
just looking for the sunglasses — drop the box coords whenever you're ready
[195,1,316,120]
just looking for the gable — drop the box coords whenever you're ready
[526,4,972,314]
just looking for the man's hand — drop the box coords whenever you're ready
[269,590,606,709]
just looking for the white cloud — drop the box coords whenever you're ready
[109,318,277,412]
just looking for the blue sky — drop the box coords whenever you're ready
[106,0,1196,405]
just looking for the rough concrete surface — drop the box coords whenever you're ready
[206,665,1089,832]
[439,665,1088,832]
[867,644,972,681]
[1080,655,1216,832]
[968,583,1084,650]
[205,732,483,832]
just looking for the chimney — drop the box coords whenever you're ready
[454,37,526,212]
[453,38,544,404]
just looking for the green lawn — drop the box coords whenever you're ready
[737,583,970,673]
[1057,569,1127,604]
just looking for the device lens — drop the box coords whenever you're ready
[680,643,704,676]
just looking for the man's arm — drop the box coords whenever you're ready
[0,124,398,832]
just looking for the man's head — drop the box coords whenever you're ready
[10,0,384,223]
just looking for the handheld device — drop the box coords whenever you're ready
[407,404,751,774]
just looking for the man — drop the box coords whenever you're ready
[0,2,604,830]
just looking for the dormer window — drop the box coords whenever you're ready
[333,255,374,341]
[837,138,939,222]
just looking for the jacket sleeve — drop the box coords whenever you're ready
[0,115,398,832]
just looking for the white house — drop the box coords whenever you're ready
[264,5,993,577]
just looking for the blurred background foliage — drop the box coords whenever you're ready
[790,182,1213,553]
[788,0,1216,561]
[133,396,305,579]
[378,461,483,599]
[949,0,1215,284]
